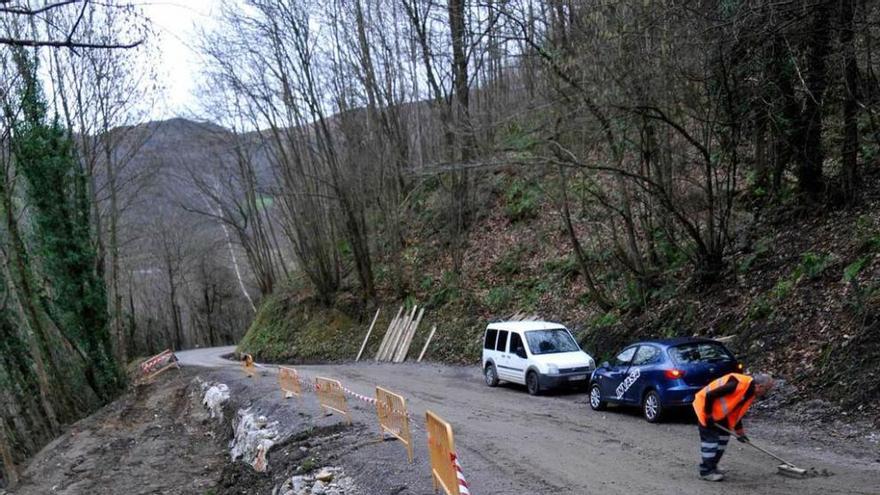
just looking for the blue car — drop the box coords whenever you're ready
[588,337,742,422]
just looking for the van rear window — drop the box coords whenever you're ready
[669,342,733,364]
[484,329,498,350]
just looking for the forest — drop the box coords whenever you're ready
[1,0,878,485]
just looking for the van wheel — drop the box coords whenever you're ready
[643,390,663,423]
[484,364,499,387]
[589,384,607,411]
[526,371,542,396]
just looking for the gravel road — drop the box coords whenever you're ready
[176,347,880,495]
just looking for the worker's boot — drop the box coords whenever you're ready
[700,471,725,482]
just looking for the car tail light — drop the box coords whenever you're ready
[737,363,744,371]
[665,369,685,379]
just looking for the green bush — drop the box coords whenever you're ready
[494,249,523,278]
[772,279,794,300]
[590,311,620,329]
[855,215,880,253]
[427,270,461,308]
[503,178,541,222]
[842,257,869,283]
[542,256,579,278]
[485,286,514,312]
[500,122,539,151]
[747,296,773,321]
[738,239,771,274]
[798,251,835,280]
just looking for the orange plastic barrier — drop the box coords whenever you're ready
[278,366,302,398]
[315,377,351,424]
[376,386,413,462]
[242,353,257,378]
[426,410,461,495]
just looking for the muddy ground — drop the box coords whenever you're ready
[9,349,880,495]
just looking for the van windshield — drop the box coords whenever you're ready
[524,329,580,355]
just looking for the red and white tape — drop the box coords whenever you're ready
[451,452,470,495]
[342,386,377,405]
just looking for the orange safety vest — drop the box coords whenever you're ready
[692,373,755,429]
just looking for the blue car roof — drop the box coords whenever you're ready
[633,337,719,348]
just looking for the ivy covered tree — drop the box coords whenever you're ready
[10,53,121,400]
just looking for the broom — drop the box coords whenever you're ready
[715,424,809,478]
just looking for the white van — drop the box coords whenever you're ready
[482,321,595,395]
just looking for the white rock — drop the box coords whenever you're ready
[202,383,230,419]
[315,469,334,482]
[229,408,278,472]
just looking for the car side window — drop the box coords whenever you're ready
[484,329,498,350]
[632,345,661,366]
[614,346,637,366]
[496,331,509,352]
[509,332,525,356]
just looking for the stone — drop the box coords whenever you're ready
[315,469,334,482]
[311,480,326,495]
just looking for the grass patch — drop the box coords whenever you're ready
[238,294,358,362]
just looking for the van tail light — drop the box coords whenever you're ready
[665,369,685,380]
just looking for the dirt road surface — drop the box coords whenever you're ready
[176,347,880,495]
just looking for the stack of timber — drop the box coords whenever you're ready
[374,305,430,363]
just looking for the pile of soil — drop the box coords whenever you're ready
[12,369,227,494]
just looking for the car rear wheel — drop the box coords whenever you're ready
[484,364,499,387]
[526,371,541,396]
[589,384,607,411]
[643,390,663,423]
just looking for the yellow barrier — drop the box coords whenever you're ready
[376,386,414,463]
[426,410,460,495]
[315,377,352,424]
[242,353,257,378]
[278,366,302,398]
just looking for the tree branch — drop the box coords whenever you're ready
[0,37,142,49]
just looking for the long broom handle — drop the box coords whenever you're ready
[714,424,797,466]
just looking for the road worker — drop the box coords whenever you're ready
[692,373,775,481]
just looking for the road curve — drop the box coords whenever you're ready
[177,346,880,495]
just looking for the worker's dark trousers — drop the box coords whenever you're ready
[698,425,730,475]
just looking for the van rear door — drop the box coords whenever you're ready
[506,332,528,384]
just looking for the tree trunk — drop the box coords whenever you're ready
[840,0,860,203]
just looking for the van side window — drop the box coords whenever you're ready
[509,332,525,355]
[496,330,509,352]
[484,329,498,350]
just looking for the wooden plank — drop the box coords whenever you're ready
[395,307,424,363]
[386,306,416,362]
[377,309,403,362]
[376,306,404,361]
[356,308,381,362]
[417,325,437,362]
[377,308,406,361]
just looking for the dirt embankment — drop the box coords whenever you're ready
[11,369,226,494]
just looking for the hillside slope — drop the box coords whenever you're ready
[239,167,880,422]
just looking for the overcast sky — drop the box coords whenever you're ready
[136,1,221,120]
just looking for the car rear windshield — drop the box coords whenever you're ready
[668,342,733,364]
[524,329,580,355]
